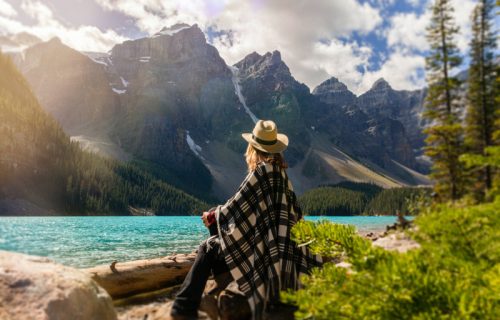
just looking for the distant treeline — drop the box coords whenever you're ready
[299,181,430,216]
[0,53,207,215]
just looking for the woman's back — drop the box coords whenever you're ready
[215,161,321,317]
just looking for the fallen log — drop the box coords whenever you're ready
[84,253,196,299]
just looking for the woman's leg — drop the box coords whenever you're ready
[171,239,224,317]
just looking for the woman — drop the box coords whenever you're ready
[170,120,322,320]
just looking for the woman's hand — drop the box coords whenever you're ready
[201,211,211,228]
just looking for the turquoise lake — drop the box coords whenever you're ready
[0,216,401,268]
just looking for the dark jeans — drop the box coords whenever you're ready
[171,235,228,316]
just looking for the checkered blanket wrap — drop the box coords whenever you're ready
[215,163,322,319]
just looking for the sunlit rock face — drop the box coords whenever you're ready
[18,37,120,135]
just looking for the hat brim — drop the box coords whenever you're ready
[241,133,288,153]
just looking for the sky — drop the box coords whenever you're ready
[0,0,489,95]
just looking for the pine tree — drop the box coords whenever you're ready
[424,0,464,201]
[464,0,498,200]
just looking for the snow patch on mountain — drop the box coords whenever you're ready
[120,77,129,88]
[229,66,258,124]
[186,131,204,160]
[112,88,126,95]
[367,126,377,135]
[84,52,110,67]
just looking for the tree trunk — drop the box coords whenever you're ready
[84,253,196,299]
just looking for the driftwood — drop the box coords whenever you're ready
[84,253,196,299]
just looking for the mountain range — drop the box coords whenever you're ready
[3,24,430,203]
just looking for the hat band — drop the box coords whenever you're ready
[252,134,277,145]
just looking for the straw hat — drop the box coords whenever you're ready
[242,120,288,153]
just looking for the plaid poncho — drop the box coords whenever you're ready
[215,162,322,319]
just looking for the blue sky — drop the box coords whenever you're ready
[0,0,488,94]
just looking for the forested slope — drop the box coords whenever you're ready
[0,53,207,215]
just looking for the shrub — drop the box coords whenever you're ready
[283,200,500,319]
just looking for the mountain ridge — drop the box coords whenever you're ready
[4,25,430,201]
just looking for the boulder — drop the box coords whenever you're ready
[0,250,116,320]
[372,232,420,253]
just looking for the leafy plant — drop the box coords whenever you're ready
[283,200,500,319]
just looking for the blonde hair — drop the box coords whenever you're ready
[245,144,288,172]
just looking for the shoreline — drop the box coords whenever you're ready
[0,216,407,269]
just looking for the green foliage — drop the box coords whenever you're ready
[294,109,500,316]
[283,200,500,319]
[0,53,207,215]
[333,181,383,197]
[365,188,431,216]
[461,146,500,200]
[299,182,428,216]
[424,0,465,201]
[463,0,499,201]
[299,186,369,215]
[290,220,371,260]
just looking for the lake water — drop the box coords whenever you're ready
[0,216,400,268]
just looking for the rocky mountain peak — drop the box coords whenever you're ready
[110,22,213,64]
[313,77,352,95]
[235,51,262,71]
[371,78,392,91]
[312,76,356,106]
[265,50,282,64]
[26,37,79,60]
[235,49,291,79]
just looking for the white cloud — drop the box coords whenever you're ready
[296,40,373,93]
[0,0,128,52]
[0,15,24,34]
[0,0,16,17]
[379,0,476,93]
[358,51,426,94]
[386,0,475,54]
[451,0,476,53]
[387,11,431,52]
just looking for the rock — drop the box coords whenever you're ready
[0,250,116,320]
[372,232,420,253]
[363,231,380,241]
[200,273,295,320]
[117,301,210,320]
[218,289,252,320]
